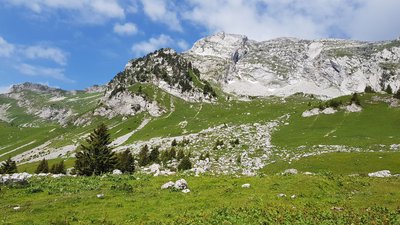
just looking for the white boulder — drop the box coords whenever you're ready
[182,189,191,193]
[368,170,391,178]
[302,108,320,117]
[112,169,123,175]
[241,183,251,188]
[282,169,298,175]
[161,181,175,189]
[174,179,188,190]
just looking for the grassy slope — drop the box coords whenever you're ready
[1,174,399,224]
[273,93,400,149]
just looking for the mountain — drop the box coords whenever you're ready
[185,32,400,98]
[0,33,400,177]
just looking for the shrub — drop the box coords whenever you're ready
[350,93,361,106]
[386,85,393,94]
[149,146,160,163]
[394,90,400,99]
[177,149,185,160]
[364,86,375,93]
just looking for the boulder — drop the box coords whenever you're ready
[161,181,175,189]
[112,169,123,175]
[277,193,286,198]
[174,179,188,190]
[96,194,105,199]
[241,183,251,188]
[182,189,191,193]
[282,169,298,175]
[368,170,391,178]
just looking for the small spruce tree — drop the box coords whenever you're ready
[177,156,192,171]
[50,161,66,174]
[171,139,177,147]
[0,157,18,174]
[149,146,160,163]
[35,158,49,174]
[350,93,361,106]
[116,150,135,173]
[386,85,393,94]
[75,123,116,176]
[138,144,150,166]
[169,147,176,159]
[177,149,185,160]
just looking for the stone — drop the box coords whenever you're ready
[112,169,123,175]
[282,169,298,175]
[174,179,188,190]
[368,170,391,178]
[13,206,20,211]
[277,193,286,198]
[161,181,175,189]
[182,189,191,193]
[241,183,251,188]
[291,195,297,199]
[96,194,105,199]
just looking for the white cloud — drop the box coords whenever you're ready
[140,0,182,31]
[23,46,67,65]
[132,34,173,56]
[4,0,125,24]
[113,22,138,36]
[16,63,74,83]
[0,37,15,57]
[182,0,400,41]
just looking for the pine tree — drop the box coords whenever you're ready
[171,139,177,147]
[0,157,18,174]
[50,161,66,174]
[138,144,150,166]
[116,150,135,173]
[169,147,176,159]
[35,158,49,174]
[149,146,160,163]
[75,123,116,176]
[350,93,361,106]
[177,149,185,160]
[177,156,192,171]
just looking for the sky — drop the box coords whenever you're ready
[0,0,399,92]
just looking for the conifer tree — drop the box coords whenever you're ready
[394,90,400,99]
[116,150,135,173]
[50,161,66,174]
[178,156,192,171]
[149,146,160,163]
[138,144,150,166]
[35,158,49,174]
[0,157,18,174]
[75,123,116,176]
[177,149,185,160]
[386,85,393,94]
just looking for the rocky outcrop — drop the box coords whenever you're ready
[184,32,400,99]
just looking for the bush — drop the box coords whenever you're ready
[75,123,116,176]
[177,156,192,171]
[350,93,361,106]
[177,149,185,160]
[35,158,49,174]
[0,157,18,174]
[149,146,160,163]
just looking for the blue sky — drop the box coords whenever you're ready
[1,0,399,92]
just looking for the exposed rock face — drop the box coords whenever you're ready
[94,90,164,118]
[184,32,400,99]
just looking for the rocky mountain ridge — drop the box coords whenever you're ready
[184,32,400,98]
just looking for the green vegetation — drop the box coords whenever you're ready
[1,174,399,224]
[0,158,17,174]
[75,123,116,176]
[34,159,49,174]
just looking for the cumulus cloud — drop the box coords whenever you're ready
[113,22,138,36]
[4,0,125,24]
[140,0,182,31]
[16,63,74,83]
[23,46,67,65]
[132,34,173,56]
[182,0,400,41]
[0,37,15,57]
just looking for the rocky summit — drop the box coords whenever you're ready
[185,32,400,98]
